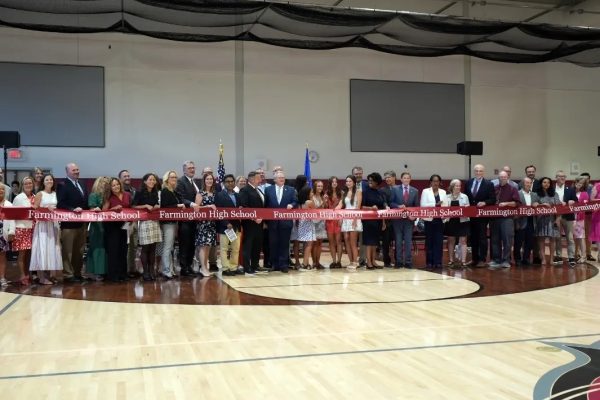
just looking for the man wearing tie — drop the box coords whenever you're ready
[239,171,265,275]
[215,174,242,276]
[465,164,496,267]
[390,172,419,268]
[264,171,297,273]
[57,163,88,283]
[175,160,201,276]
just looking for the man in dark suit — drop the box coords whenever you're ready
[390,172,419,268]
[215,174,242,276]
[57,163,88,282]
[175,160,201,276]
[381,171,397,267]
[514,177,539,266]
[519,165,541,193]
[553,170,578,267]
[264,171,297,273]
[464,164,496,267]
[238,171,265,275]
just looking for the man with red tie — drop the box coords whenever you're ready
[390,172,419,268]
[465,164,496,267]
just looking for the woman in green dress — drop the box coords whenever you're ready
[87,176,109,280]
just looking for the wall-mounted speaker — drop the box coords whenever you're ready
[457,141,483,156]
[0,131,20,148]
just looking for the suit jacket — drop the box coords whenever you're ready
[516,190,540,229]
[57,178,88,228]
[464,178,496,207]
[264,184,298,230]
[214,190,241,233]
[176,176,201,207]
[558,185,578,221]
[390,185,419,208]
[420,187,447,221]
[239,184,264,228]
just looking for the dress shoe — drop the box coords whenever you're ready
[209,263,219,272]
[63,276,79,283]
[520,260,530,266]
[281,268,289,273]
[587,254,597,262]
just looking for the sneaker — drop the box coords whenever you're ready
[552,257,563,265]
[577,257,586,264]
[587,254,597,262]
[500,262,511,268]
[0,278,9,287]
[488,261,501,268]
[568,258,576,267]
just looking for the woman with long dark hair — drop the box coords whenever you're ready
[133,173,162,281]
[195,173,217,278]
[103,177,131,282]
[325,176,343,268]
[534,177,560,266]
[337,175,362,270]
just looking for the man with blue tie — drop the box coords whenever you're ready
[390,172,419,268]
[57,163,88,282]
[215,174,242,276]
[465,164,496,267]
[264,171,297,273]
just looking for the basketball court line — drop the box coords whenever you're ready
[0,294,21,317]
[1,331,598,381]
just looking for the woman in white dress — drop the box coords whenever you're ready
[30,174,62,285]
[0,186,15,287]
[337,175,362,270]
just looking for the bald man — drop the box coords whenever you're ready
[57,163,89,282]
[464,164,496,267]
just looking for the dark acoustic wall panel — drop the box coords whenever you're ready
[350,79,465,153]
[0,62,104,147]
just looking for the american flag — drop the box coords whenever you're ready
[217,142,225,185]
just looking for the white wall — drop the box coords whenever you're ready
[0,28,598,182]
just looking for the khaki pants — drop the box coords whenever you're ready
[61,226,87,278]
[219,233,240,272]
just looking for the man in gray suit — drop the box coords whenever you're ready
[514,177,539,266]
[390,172,419,268]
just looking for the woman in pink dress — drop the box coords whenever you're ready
[573,177,590,264]
[590,181,600,259]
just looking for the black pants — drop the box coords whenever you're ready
[514,217,535,263]
[381,222,394,265]
[470,218,489,264]
[104,222,128,281]
[178,221,197,271]
[242,222,263,272]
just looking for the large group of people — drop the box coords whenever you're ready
[0,161,598,287]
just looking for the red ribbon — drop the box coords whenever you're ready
[0,201,597,222]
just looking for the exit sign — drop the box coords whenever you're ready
[7,148,25,161]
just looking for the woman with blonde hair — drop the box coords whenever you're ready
[87,176,110,280]
[0,186,15,287]
[12,176,36,285]
[160,170,184,278]
[443,179,470,268]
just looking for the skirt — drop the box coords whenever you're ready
[325,219,341,234]
[138,221,162,245]
[12,227,33,251]
[297,219,316,242]
[341,218,362,233]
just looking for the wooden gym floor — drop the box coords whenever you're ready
[0,248,599,399]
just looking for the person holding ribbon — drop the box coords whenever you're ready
[30,174,62,285]
[325,176,343,268]
[12,176,36,285]
[103,177,132,282]
[421,174,446,269]
[0,185,15,288]
[338,175,362,270]
[534,177,561,266]
[443,179,470,268]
